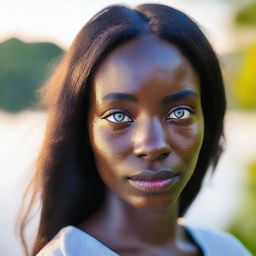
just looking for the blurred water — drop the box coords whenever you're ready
[0,110,255,255]
[0,111,47,255]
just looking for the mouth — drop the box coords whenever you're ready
[127,169,180,192]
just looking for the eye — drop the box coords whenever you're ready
[106,112,133,123]
[167,108,191,120]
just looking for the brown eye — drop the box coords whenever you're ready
[168,108,191,120]
[106,112,132,123]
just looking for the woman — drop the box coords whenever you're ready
[19,3,252,256]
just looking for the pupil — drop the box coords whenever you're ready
[114,113,124,121]
[175,110,184,118]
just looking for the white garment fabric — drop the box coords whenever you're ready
[37,225,252,256]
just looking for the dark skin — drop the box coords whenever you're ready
[80,35,204,256]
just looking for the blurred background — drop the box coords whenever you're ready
[0,0,256,255]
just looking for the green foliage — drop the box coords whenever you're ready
[222,43,256,110]
[0,38,64,112]
[220,50,245,109]
[228,161,256,255]
[234,44,256,109]
[235,2,256,27]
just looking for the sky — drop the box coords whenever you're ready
[0,0,236,53]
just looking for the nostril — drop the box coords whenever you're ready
[158,152,170,160]
[137,153,147,158]
[136,152,170,160]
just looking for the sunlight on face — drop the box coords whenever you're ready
[88,36,204,209]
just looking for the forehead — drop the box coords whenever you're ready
[92,35,199,97]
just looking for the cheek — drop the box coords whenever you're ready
[89,123,131,177]
[89,123,134,195]
[170,121,204,164]
[91,126,128,157]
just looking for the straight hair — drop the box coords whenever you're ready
[19,4,226,255]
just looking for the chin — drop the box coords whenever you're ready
[126,194,179,210]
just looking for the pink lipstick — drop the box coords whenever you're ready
[127,169,180,192]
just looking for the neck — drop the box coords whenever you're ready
[82,189,184,248]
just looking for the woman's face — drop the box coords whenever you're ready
[88,36,204,209]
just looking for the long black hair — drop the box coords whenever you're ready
[19,3,226,255]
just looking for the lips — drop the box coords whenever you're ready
[127,169,180,192]
[128,169,179,181]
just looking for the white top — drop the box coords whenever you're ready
[37,225,252,256]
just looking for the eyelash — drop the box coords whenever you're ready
[166,108,193,120]
[105,112,133,123]
[104,108,193,124]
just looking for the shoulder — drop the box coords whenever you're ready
[36,226,119,256]
[185,224,252,256]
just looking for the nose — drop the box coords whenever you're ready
[133,117,171,161]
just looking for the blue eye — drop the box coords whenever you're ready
[106,112,132,123]
[168,109,191,119]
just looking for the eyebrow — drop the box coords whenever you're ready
[102,89,198,104]
[162,90,198,104]
[102,92,138,103]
